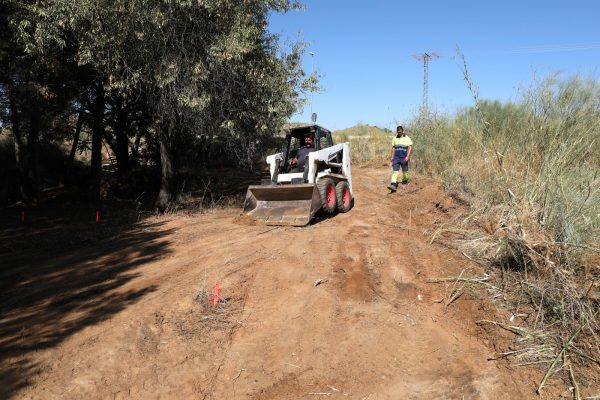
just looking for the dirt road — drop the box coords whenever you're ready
[1,165,544,399]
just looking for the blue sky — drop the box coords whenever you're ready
[269,1,600,130]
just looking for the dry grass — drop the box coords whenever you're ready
[419,69,600,393]
[332,72,600,392]
[333,124,390,165]
[174,285,244,339]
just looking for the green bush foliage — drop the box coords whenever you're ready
[415,76,600,376]
[333,124,390,164]
[415,75,600,248]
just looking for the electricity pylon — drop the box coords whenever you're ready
[412,52,440,118]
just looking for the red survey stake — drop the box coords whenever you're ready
[212,282,220,307]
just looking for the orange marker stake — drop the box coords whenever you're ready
[95,211,100,223]
[213,282,220,307]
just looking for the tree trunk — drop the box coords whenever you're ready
[27,97,41,199]
[8,87,34,203]
[130,106,148,166]
[65,106,84,182]
[131,131,143,166]
[156,121,175,211]
[90,82,105,207]
[114,100,130,175]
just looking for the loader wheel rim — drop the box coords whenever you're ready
[327,185,335,207]
[343,187,350,208]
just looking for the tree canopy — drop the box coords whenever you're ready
[1,0,313,208]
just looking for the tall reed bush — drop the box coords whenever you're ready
[416,76,600,248]
[332,75,599,387]
[414,75,600,388]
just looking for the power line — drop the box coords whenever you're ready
[412,52,440,119]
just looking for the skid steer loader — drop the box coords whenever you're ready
[243,125,353,226]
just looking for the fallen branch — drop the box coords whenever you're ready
[515,360,553,367]
[531,241,600,253]
[569,345,600,366]
[537,347,565,395]
[444,269,466,307]
[565,352,582,400]
[427,275,498,289]
[231,369,246,382]
[496,346,554,359]
[537,311,599,394]
[460,251,489,266]
[476,320,548,340]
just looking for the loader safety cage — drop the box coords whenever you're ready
[280,125,334,175]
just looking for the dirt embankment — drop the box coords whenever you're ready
[1,166,556,399]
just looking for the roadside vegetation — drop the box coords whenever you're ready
[336,74,600,393]
[418,75,599,394]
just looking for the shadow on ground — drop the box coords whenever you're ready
[0,204,173,399]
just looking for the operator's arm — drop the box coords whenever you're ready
[405,145,413,162]
[289,149,300,165]
[390,147,395,162]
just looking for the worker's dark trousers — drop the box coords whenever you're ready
[391,148,409,184]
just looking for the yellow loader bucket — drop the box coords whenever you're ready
[242,184,322,226]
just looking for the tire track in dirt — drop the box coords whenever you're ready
[195,170,530,399]
[189,167,540,399]
[7,166,543,399]
[332,240,380,302]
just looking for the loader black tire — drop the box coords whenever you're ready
[335,181,352,213]
[317,178,337,214]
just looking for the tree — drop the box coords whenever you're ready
[4,0,313,209]
[1,0,82,203]
[111,0,309,209]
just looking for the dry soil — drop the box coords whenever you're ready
[1,165,557,399]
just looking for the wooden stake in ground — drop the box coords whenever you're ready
[564,351,582,400]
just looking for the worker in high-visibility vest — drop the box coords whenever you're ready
[388,125,413,192]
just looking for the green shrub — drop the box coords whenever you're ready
[333,124,391,164]
[416,75,600,378]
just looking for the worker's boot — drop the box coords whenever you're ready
[388,182,398,192]
[401,172,409,185]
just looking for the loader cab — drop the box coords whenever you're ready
[281,125,334,172]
